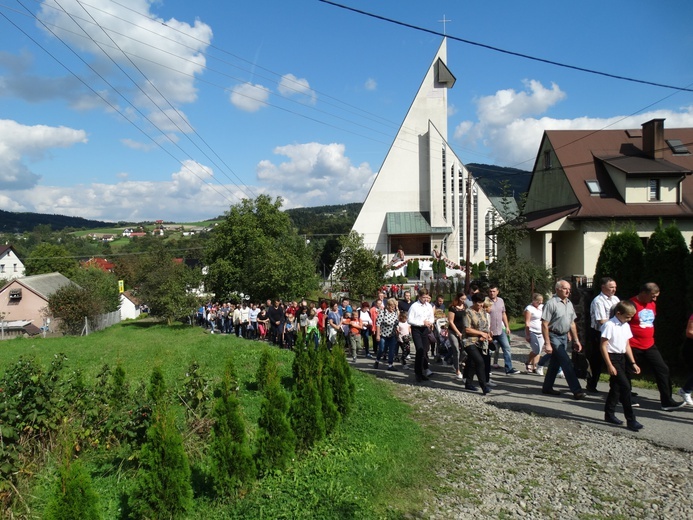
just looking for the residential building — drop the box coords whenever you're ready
[0,245,25,281]
[520,118,693,279]
[0,272,75,331]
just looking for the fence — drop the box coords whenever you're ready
[81,310,121,336]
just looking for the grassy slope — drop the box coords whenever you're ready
[2,323,431,519]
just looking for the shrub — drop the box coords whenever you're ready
[208,358,256,497]
[255,348,278,393]
[48,284,104,335]
[44,458,100,520]
[148,367,167,405]
[127,410,193,519]
[593,225,644,299]
[644,221,689,365]
[254,367,295,477]
[289,348,325,451]
[178,361,212,422]
[316,346,340,434]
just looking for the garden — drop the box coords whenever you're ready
[0,323,431,519]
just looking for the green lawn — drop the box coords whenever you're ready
[1,323,431,519]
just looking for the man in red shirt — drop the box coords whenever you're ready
[629,283,684,410]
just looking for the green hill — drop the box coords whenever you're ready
[0,209,114,233]
[466,163,531,200]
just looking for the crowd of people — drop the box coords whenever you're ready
[196,277,693,432]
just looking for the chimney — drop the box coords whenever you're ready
[642,118,665,159]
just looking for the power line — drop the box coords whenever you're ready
[319,0,693,93]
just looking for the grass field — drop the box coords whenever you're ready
[1,323,432,519]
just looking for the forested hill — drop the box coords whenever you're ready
[0,209,113,233]
[466,163,531,199]
[284,202,362,235]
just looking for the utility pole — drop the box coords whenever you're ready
[465,173,472,294]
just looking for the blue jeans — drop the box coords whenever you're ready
[377,335,397,365]
[493,333,514,373]
[542,333,582,393]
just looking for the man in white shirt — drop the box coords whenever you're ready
[587,277,620,392]
[408,288,435,382]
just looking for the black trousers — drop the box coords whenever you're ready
[463,344,487,387]
[412,326,430,378]
[586,328,604,390]
[631,345,672,406]
[605,353,635,420]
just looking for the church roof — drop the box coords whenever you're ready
[386,212,452,235]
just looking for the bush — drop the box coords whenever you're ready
[289,348,325,451]
[208,358,256,497]
[127,410,193,519]
[254,366,295,477]
[593,225,644,299]
[644,222,689,365]
[48,285,105,335]
[44,458,100,520]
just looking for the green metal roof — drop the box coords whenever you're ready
[386,212,452,235]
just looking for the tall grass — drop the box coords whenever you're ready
[3,323,431,518]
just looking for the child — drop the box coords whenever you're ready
[396,311,411,369]
[600,300,643,432]
[342,312,362,362]
[284,313,297,350]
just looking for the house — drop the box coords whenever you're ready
[81,257,115,272]
[120,291,141,321]
[348,38,503,272]
[0,245,25,281]
[129,232,147,238]
[520,118,693,279]
[0,272,75,332]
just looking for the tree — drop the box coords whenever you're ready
[25,243,77,277]
[127,411,193,519]
[488,184,552,316]
[593,225,645,299]
[643,221,689,365]
[44,458,101,520]
[48,284,104,335]
[71,267,120,313]
[332,231,385,299]
[137,246,200,325]
[208,358,256,496]
[205,195,319,302]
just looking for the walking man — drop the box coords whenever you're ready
[488,284,520,375]
[587,277,620,392]
[408,288,434,382]
[629,283,684,410]
[541,280,586,400]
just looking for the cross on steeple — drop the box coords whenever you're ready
[438,14,452,35]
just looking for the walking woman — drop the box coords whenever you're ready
[463,293,493,394]
[447,292,468,380]
[375,298,399,371]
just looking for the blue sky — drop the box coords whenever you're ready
[0,0,692,222]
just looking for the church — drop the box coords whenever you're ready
[349,38,503,273]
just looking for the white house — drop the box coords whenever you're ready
[120,291,141,321]
[0,245,25,281]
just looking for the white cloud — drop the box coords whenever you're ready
[278,73,316,104]
[230,82,271,112]
[453,80,693,166]
[364,78,377,91]
[256,142,374,207]
[121,138,154,151]
[0,119,87,189]
[32,0,212,129]
[0,160,250,222]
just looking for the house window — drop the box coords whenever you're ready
[0,264,4,273]
[666,139,690,155]
[649,179,660,201]
[585,180,601,195]
[13,264,17,272]
[543,150,552,170]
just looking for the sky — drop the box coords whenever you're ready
[0,0,692,223]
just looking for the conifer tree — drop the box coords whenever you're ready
[316,345,340,433]
[644,221,689,365]
[209,358,256,496]
[289,348,325,450]
[148,366,167,405]
[254,368,295,477]
[128,410,193,519]
[329,344,355,418]
[256,348,278,393]
[45,458,101,520]
[593,225,645,299]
